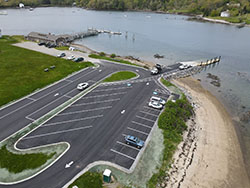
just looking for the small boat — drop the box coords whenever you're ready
[29,8,33,11]
[237,22,245,28]
[114,32,122,35]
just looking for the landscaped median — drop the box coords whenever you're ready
[103,71,137,82]
[0,35,94,107]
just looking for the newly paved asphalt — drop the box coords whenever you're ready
[0,60,179,188]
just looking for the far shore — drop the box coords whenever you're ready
[1,6,249,27]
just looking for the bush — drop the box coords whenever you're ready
[148,96,193,187]
[110,53,116,58]
[99,52,106,56]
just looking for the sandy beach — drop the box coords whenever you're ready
[171,77,250,188]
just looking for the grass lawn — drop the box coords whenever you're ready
[0,36,94,107]
[89,54,141,67]
[0,145,55,173]
[55,46,69,50]
[103,71,137,82]
[69,171,103,188]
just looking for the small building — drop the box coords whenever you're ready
[220,11,230,18]
[26,32,73,45]
[103,169,112,183]
[19,3,24,8]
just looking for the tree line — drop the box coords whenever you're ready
[1,0,250,17]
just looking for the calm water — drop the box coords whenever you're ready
[1,7,250,175]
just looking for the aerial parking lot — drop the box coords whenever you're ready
[0,58,179,188]
[17,79,170,171]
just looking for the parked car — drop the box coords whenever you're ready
[125,135,144,149]
[77,82,89,91]
[179,64,191,70]
[150,67,159,75]
[155,64,162,71]
[38,42,45,46]
[67,55,75,60]
[57,52,66,58]
[150,96,166,105]
[148,100,163,109]
[74,57,84,62]
[48,43,56,48]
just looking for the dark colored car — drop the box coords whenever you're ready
[155,64,162,71]
[74,57,84,62]
[38,42,46,46]
[125,135,144,149]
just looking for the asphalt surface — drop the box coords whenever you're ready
[0,60,179,188]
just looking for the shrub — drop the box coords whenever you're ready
[99,52,106,56]
[110,53,116,58]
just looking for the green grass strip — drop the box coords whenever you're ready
[0,145,55,174]
[55,46,69,50]
[89,54,142,67]
[0,35,94,107]
[147,96,193,188]
[69,171,103,188]
[103,71,137,82]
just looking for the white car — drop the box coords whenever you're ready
[150,96,166,105]
[151,67,159,75]
[67,55,75,60]
[179,64,191,70]
[148,101,163,109]
[77,83,89,91]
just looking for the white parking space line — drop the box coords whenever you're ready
[92,87,131,92]
[110,149,135,160]
[26,97,36,101]
[140,111,159,118]
[136,115,155,123]
[131,121,152,129]
[42,115,103,127]
[0,100,33,120]
[71,98,120,107]
[127,127,149,136]
[57,106,112,116]
[82,92,126,99]
[143,106,161,112]
[116,141,140,151]
[23,125,93,140]
[26,116,35,121]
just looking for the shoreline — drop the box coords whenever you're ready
[1,6,248,27]
[170,77,250,188]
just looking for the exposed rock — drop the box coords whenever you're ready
[154,53,164,59]
[240,111,250,123]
